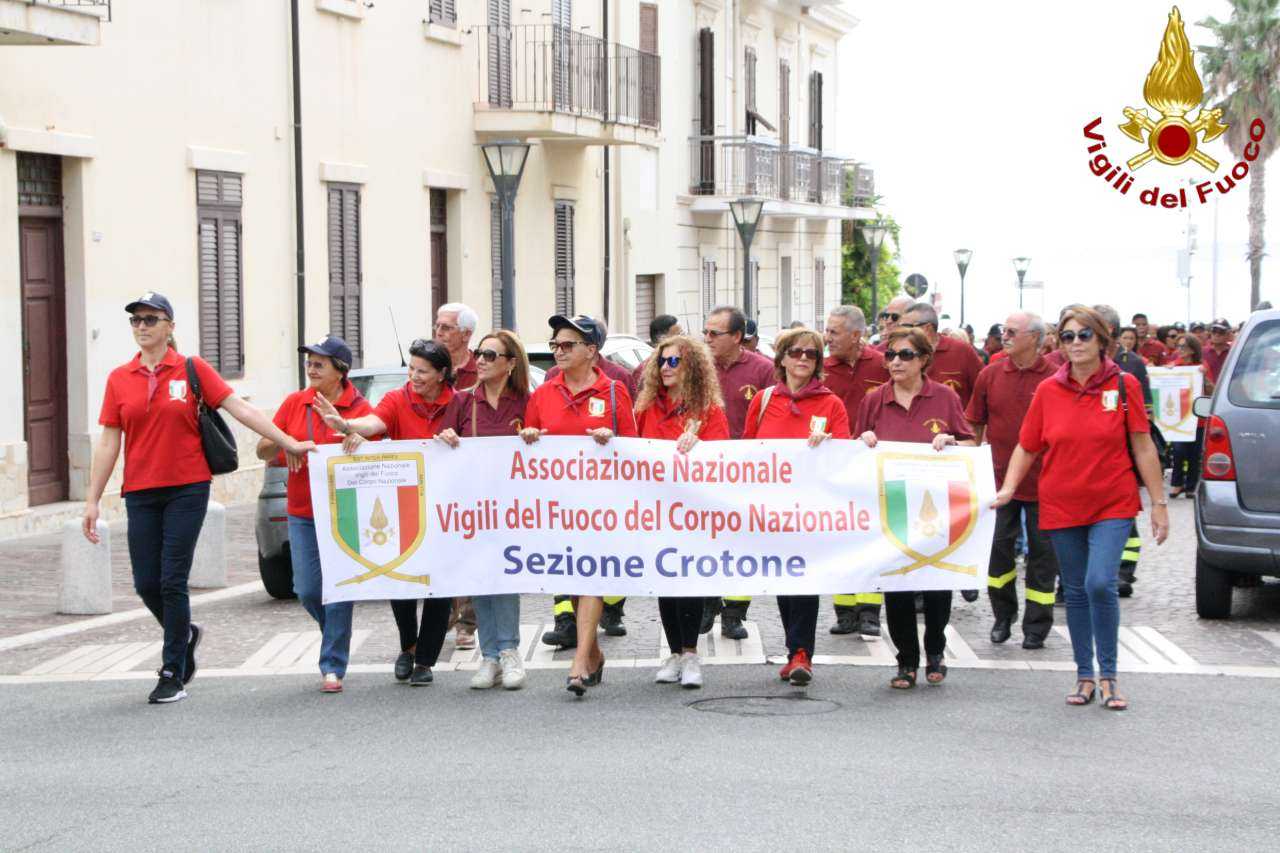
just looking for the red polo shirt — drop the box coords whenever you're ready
[636,393,731,441]
[715,348,777,439]
[743,382,852,440]
[99,349,234,494]
[451,388,529,437]
[373,383,457,440]
[965,355,1055,501]
[1018,362,1147,530]
[272,382,374,519]
[1203,343,1231,385]
[823,347,891,425]
[855,378,975,444]
[1138,338,1168,366]
[452,354,479,392]
[1044,349,1067,369]
[927,335,984,408]
[525,367,638,437]
[990,350,1008,364]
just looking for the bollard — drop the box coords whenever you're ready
[59,518,112,615]
[189,500,227,589]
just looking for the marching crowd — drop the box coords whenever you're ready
[84,289,1237,709]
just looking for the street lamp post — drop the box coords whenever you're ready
[480,140,532,330]
[861,218,889,332]
[1012,256,1032,309]
[728,198,765,319]
[953,248,973,327]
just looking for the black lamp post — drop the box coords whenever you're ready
[1012,256,1032,309]
[481,140,532,330]
[953,248,973,326]
[728,198,765,319]
[861,218,889,330]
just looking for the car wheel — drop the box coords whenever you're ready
[1195,552,1232,619]
[258,551,297,600]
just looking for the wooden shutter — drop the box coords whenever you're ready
[429,189,448,316]
[635,275,655,337]
[813,257,826,330]
[808,71,824,151]
[639,4,657,53]
[196,171,243,377]
[701,257,717,317]
[487,0,512,108]
[554,201,576,315]
[780,256,793,327]
[490,195,503,326]
[327,183,362,366]
[779,61,790,146]
[429,0,457,27]
[698,28,715,193]
[744,47,758,134]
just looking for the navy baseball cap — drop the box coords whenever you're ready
[124,291,174,319]
[744,319,759,340]
[1210,318,1231,332]
[549,314,605,347]
[1189,321,1206,332]
[298,335,354,366]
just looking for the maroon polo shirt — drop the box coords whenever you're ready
[714,348,778,439]
[1138,338,1168,366]
[965,355,1054,501]
[450,388,529,437]
[545,356,637,399]
[855,378,975,444]
[451,353,479,392]
[1203,343,1231,385]
[823,346,890,425]
[927,335,984,408]
[1044,349,1067,369]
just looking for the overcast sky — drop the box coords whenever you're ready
[837,0,1278,332]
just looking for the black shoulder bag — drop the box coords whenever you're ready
[1116,372,1141,486]
[186,358,239,475]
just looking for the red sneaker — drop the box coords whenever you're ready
[788,650,812,686]
[778,655,796,681]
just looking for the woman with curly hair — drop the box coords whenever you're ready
[635,335,730,689]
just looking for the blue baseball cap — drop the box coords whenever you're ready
[298,334,354,367]
[124,291,175,319]
[744,319,759,340]
[549,314,605,347]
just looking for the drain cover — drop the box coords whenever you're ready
[689,695,840,717]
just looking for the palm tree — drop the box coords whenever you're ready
[1198,0,1280,311]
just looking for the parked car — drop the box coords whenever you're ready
[1192,309,1280,618]
[255,362,546,598]
[525,333,652,374]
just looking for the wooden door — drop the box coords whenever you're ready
[19,217,68,505]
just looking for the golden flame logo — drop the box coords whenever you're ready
[1119,7,1228,171]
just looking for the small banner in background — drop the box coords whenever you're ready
[1148,365,1204,443]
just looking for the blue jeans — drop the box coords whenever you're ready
[473,594,521,660]
[1046,518,1132,679]
[125,481,210,679]
[288,516,354,678]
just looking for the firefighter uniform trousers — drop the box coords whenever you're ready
[987,499,1058,639]
[553,594,626,618]
[832,594,883,619]
[1118,520,1141,586]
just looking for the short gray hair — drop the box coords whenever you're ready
[439,302,478,333]
[1091,304,1121,335]
[904,301,938,328]
[1011,311,1047,345]
[828,304,867,331]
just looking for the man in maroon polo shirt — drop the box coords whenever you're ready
[1203,318,1233,385]
[871,295,914,351]
[701,305,775,640]
[965,311,1059,649]
[899,302,984,407]
[435,303,480,392]
[1132,312,1168,366]
[822,305,892,640]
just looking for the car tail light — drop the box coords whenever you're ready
[1202,415,1236,480]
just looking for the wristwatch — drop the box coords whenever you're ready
[1154,498,1169,506]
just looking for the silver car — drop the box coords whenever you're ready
[1192,309,1280,618]
[255,362,546,599]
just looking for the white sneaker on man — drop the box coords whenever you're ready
[470,658,501,689]
[654,653,684,683]
[499,648,526,690]
[680,653,703,689]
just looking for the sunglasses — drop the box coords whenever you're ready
[702,328,730,338]
[547,340,587,353]
[129,315,165,328]
[897,321,929,329]
[474,348,510,363]
[785,347,821,361]
[1000,327,1022,338]
[878,311,900,322]
[659,355,682,369]
[883,348,920,362]
[1059,328,1096,344]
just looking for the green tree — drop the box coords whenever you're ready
[1198,0,1280,311]
[842,211,902,320]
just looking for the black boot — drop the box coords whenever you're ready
[600,601,627,636]
[541,613,578,649]
[720,605,749,640]
[699,598,721,634]
[829,606,858,635]
[961,589,979,603]
[856,605,881,640]
[990,617,1013,644]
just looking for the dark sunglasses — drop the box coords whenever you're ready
[878,311,900,322]
[1059,328,1096,344]
[659,355,682,369]
[547,340,587,353]
[474,348,510,363]
[884,348,920,362]
[897,321,929,329]
[785,347,821,361]
[129,315,165,328]
[702,328,730,338]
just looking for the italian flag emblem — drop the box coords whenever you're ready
[329,453,429,586]
[878,453,978,577]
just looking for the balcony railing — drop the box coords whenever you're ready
[473,24,660,129]
[36,0,111,20]
[691,137,873,210]
[779,146,816,203]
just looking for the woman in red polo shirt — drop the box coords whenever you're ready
[743,327,851,687]
[314,339,459,688]
[857,327,976,691]
[85,293,314,705]
[520,314,637,697]
[995,305,1169,711]
[434,330,532,691]
[634,334,729,689]
[256,335,372,694]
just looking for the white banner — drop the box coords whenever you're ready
[1149,365,1204,443]
[309,437,997,603]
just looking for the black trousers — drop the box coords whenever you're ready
[125,481,210,680]
[658,597,702,653]
[884,590,951,670]
[776,595,819,656]
[391,598,453,666]
[987,500,1058,639]
[1170,427,1204,491]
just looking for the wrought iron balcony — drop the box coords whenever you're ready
[689,136,779,198]
[35,0,110,19]
[690,137,874,216]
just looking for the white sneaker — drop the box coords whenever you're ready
[499,648,526,690]
[654,653,684,683]
[680,654,703,689]
[470,658,501,689]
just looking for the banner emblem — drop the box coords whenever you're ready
[878,453,978,577]
[328,452,430,586]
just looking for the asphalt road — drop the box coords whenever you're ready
[3,667,1279,852]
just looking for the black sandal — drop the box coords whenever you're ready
[584,658,605,686]
[1099,678,1128,711]
[566,675,587,697]
[925,654,947,684]
[890,667,917,689]
[1066,679,1097,706]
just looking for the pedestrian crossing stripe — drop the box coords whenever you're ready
[8,626,1280,684]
